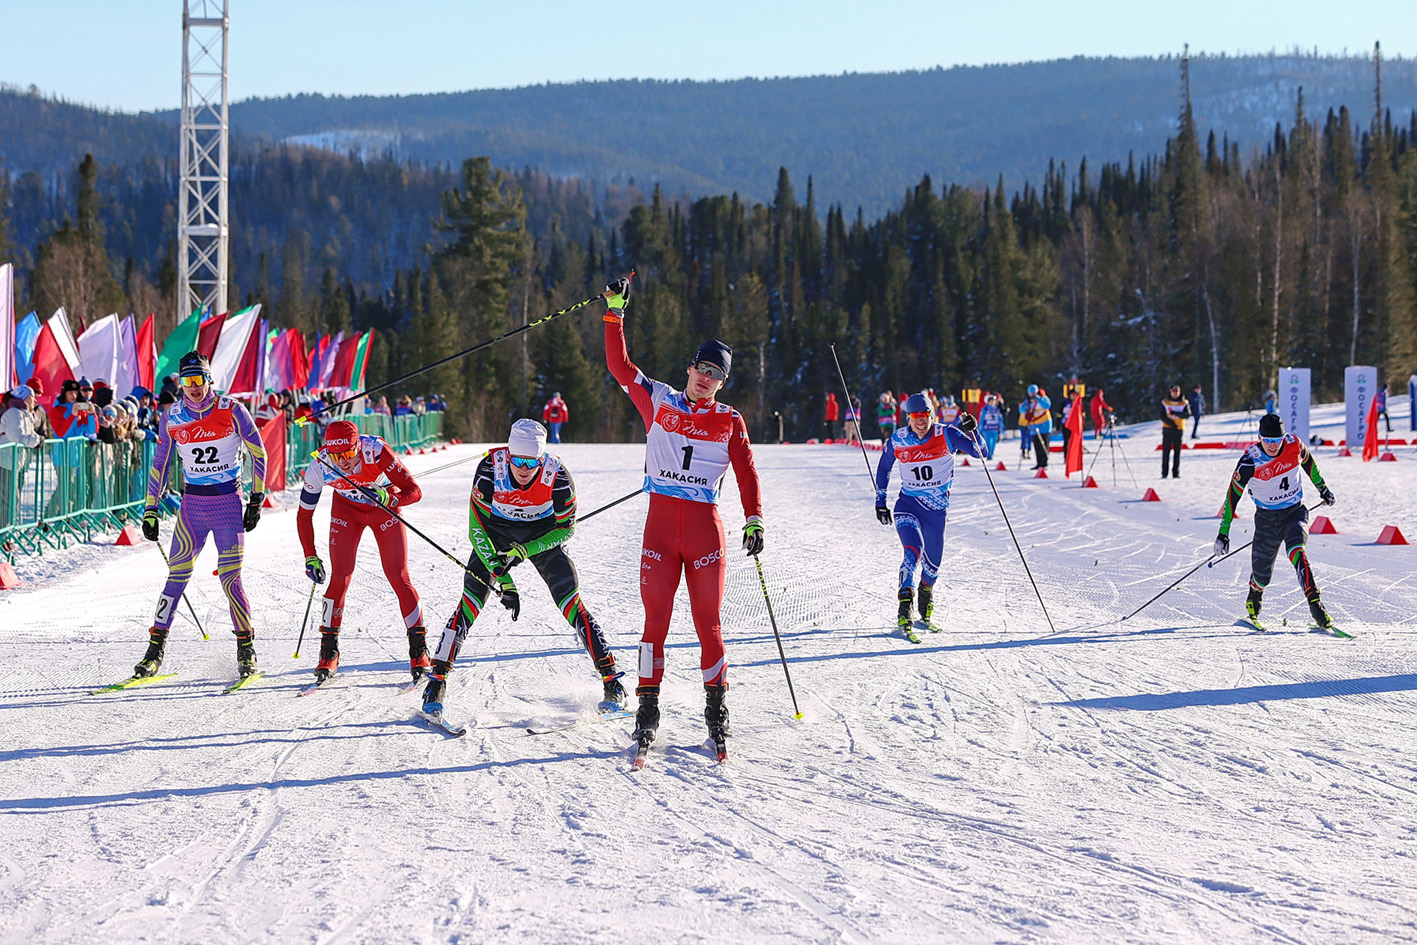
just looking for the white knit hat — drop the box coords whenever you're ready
[9,385,34,400]
[507,418,548,458]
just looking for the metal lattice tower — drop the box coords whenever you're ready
[178,0,229,321]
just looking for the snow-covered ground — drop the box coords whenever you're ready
[1,402,1414,944]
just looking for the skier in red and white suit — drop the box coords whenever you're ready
[601,276,763,752]
[296,419,429,683]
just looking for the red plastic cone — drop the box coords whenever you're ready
[1379,452,1397,462]
[1310,515,1338,534]
[1337,447,1352,457]
[1082,476,1098,488]
[961,458,971,466]
[1034,468,1048,479]
[1376,525,1408,545]
[115,525,143,545]
[995,461,1007,471]
[263,494,278,508]
[1142,488,1162,502]
[0,561,21,589]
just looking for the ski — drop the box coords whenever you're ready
[527,706,633,736]
[222,671,265,694]
[418,709,467,737]
[90,672,178,695]
[712,736,729,764]
[900,620,921,644]
[1240,615,1267,633]
[393,675,427,695]
[1318,622,1354,640]
[297,674,340,697]
[631,737,652,771]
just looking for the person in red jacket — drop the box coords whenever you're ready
[296,419,429,684]
[824,391,840,441]
[541,392,569,443]
[1090,388,1114,440]
[602,276,763,764]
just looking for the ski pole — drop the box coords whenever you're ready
[155,541,209,640]
[293,581,317,659]
[578,487,646,524]
[972,432,1056,633]
[754,555,803,720]
[1122,500,1323,621]
[300,273,632,421]
[827,343,877,487]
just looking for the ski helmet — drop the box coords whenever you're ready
[177,351,212,380]
[1258,414,1284,438]
[324,420,360,454]
[508,418,548,459]
[904,393,932,415]
[1026,384,1039,396]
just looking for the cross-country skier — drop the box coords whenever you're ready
[1213,413,1337,630]
[875,392,981,642]
[602,276,763,763]
[420,419,624,717]
[134,352,267,679]
[297,419,428,684]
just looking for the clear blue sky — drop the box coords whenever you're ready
[5,0,1415,112]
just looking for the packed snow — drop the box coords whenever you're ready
[0,401,1414,944]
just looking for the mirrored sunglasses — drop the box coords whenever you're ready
[1259,435,1284,446]
[908,411,932,421]
[329,446,359,461]
[692,361,727,381]
[509,455,542,469]
[178,374,208,387]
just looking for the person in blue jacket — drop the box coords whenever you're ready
[874,392,981,640]
[978,394,1004,459]
[1023,384,1053,469]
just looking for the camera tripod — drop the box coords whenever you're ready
[1085,414,1138,488]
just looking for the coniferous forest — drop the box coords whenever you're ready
[4,65,1417,443]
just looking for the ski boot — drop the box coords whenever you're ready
[407,626,431,681]
[918,585,941,632]
[313,628,340,683]
[1245,587,1263,619]
[601,673,627,710]
[236,634,258,678]
[133,627,168,678]
[422,662,449,714]
[1308,597,1333,630]
[897,589,920,643]
[705,683,730,762]
[632,687,660,744]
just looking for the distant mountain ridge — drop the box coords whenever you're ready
[4,53,1417,215]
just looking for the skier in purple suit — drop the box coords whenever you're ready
[134,352,268,679]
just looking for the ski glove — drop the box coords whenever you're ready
[876,505,893,526]
[742,517,764,557]
[141,507,160,542]
[602,277,631,321]
[499,586,521,620]
[956,411,977,434]
[370,486,394,508]
[1319,485,1335,506]
[305,555,326,584]
[242,493,264,532]
[1213,533,1230,558]
[504,541,529,564]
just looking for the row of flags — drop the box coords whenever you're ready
[1,265,375,400]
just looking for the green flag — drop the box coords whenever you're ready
[351,329,374,388]
[155,308,203,381]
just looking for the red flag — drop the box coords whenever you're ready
[288,329,309,389]
[1362,393,1381,461]
[135,314,156,391]
[258,413,288,492]
[30,321,76,404]
[229,317,266,395]
[196,312,226,358]
[327,335,360,389]
[1064,392,1084,477]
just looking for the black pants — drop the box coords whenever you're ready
[1032,432,1050,467]
[1161,427,1183,477]
[1250,503,1319,600]
[434,544,616,678]
[1190,415,1201,439]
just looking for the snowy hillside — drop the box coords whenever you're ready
[1,406,1414,944]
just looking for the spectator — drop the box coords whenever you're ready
[77,378,94,403]
[938,394,961,425]
[1159,384,1191,479]
[824,392,840,441]
[97,405,119,445]
[876,392,897,443]
[1089,388,1113,440]
[843,396,862,444]
[413,396,427,416]
[542,391,570,443]
[256,393,281,421]
[1263,389,1277,415]
[1023,385,1053,469]
[1,385,43,527]
[373,395,391,417]
[1187,384,1205,439]
[278,390,296,423]
[428,394,447,413]
[1375,384,1391,433]
[978,393,1004,459]
[394,396,414,417]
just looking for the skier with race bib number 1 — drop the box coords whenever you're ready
[134,352,267,681]
[602,275,764,767]
[297,419,429,686]
[875,392,981,643]
[1214,413,1339,633]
